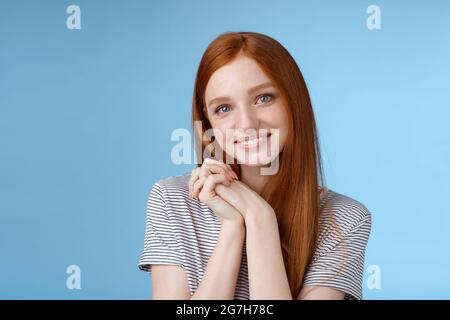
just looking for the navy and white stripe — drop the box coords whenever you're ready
[138,173,372,300]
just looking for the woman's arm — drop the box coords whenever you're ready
[190,220,245,299]
[151,220,245,300]
[244,209,293,299]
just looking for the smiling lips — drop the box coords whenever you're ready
[234,133,272,148]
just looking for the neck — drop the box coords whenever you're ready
[239,164,271,195]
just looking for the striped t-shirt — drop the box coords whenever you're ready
[138,173,372,300]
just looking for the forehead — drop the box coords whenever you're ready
[205,56,271,101]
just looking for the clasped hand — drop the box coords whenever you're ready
[188,159,274,224]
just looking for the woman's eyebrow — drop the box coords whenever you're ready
[207,96,230,109]
[207,82,275,108]
[247,82,274,95]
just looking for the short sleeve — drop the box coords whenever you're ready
[138,183,185,273]
[303,209,372,300]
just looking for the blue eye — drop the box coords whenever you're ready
[256,93,274,104]
[215,105,231,114]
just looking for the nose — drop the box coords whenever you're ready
[235,105,259,131]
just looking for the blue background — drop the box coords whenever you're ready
[1,0,449,299]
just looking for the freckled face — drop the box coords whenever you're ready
[204,55,289,166]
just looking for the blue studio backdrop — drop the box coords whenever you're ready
[0,0,449,299]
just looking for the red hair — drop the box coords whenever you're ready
[192,31,325,298]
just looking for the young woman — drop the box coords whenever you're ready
[138,32,372,300]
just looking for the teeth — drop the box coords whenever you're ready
[239,135,267,146]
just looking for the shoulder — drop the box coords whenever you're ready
[149,173,191,202]
[316,187,372,254]
[146,172,216,222]
[320,187,372,231]
[305,188,372,299]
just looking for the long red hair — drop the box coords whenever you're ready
[192,31,325,298]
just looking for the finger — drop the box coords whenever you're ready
[204,158,233,170]
[188,167,200,197]
[199,163,231,181]
[204,158,229,168]
[192,176,206,199]
[203,158,219,165]
[199,174,231,202]
[208,159,238,180]
[193,170,232,200]
[201,162,237,181]
[215,182,245,213]
[217,162,238,180]
[213,163,237,181]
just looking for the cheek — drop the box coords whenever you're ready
[210,116,235,137]
[265,106,289,148]
[263,104,289,128]
[211,126,229,150]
